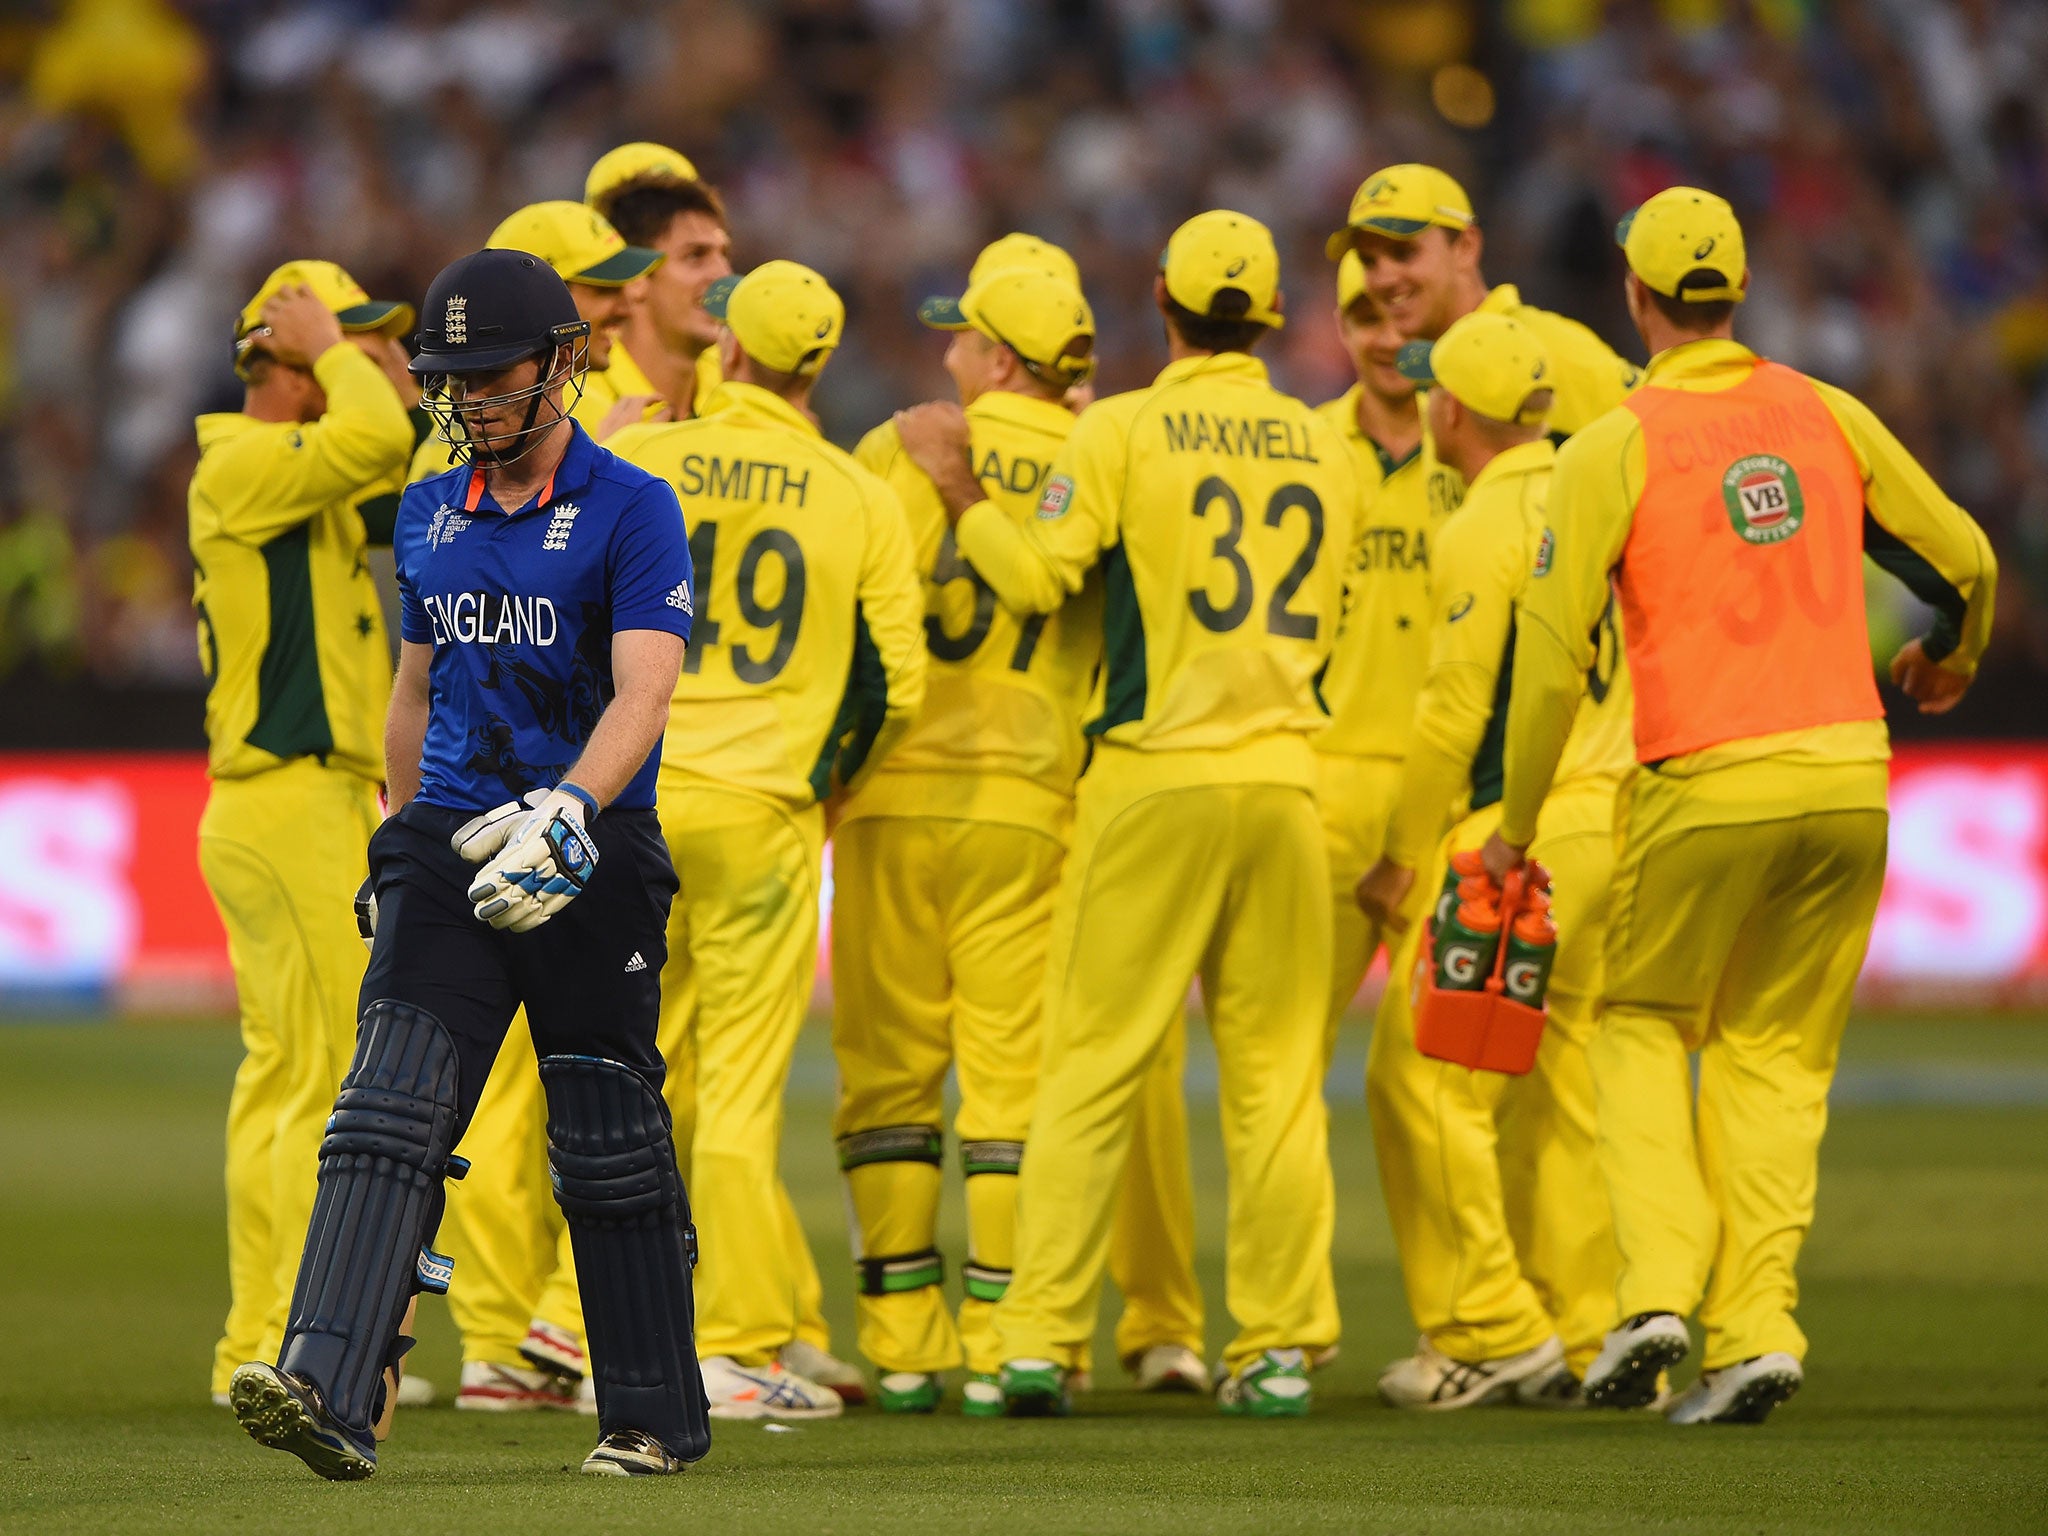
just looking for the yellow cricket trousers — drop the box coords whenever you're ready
[1597,773,1887,1369]
[831,815,1203,1376]
[1316,752,1403,1051]
[996,743,1339,1373]
[661,777,831,1364]
[201,759,380,1393]
[1366,782,1620,1374]
[442,1021,586,1367]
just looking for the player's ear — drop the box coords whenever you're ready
[1152,272,1171,316]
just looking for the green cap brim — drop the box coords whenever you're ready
[916,295,971,330]
[1614,208,1638,248]
[336,300,414,336]
[573,245,663,286]
[701,274,740,319]
[1395,340,1437,384]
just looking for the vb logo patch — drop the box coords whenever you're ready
[1721,454,1805,544]
[1533,527,1555,577]
[1037,472,1074,521]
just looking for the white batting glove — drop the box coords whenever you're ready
[450,787,551,863]
[460,784,601,933]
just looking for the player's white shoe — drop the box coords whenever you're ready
[520,1320,585,1381]
[1378,1334,1565,1410]
[396,1373,435,1407]
[455,1360,577,1412]
[1665,1352,1803,1425]
[1584,1313,1691,1410]
[1512,1359,1584,1408]
[701,1355,845,1420]
[779,1338,869,1405]
[1129,1344,1211,1393]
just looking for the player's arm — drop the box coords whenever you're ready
[562,628,688,807]
[213,293,414,541]
[1525,308,1641,435]
[852,419,903,480]
[895,402,1112,614]
[820,481,930,799]
[1811,379,1998,713]
[384,639,432,812]
[1489,413,1640,867]
[1357,512,1520,925]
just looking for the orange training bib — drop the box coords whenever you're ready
[1617,360,1880,761]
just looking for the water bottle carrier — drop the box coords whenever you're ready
[1414,864,1549,1075]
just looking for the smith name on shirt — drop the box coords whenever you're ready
[677,454,811,506]
[1160,411,1320,462]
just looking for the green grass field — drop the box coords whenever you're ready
[3,1016,2046,1534]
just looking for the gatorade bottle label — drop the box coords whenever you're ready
[1503,909,1557,1008]
[1435,902,1501,993]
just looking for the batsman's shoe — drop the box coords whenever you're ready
[455,1360,577,1412]
[1217,1348,1312,1417]
[1665,1352,1803,1425]
[582,1428,686,1476]
[1584,1313,1691,1410]
[780,1338,870,1406]
[1512,1358,1584,1409]
[520,1319,586,1382]
[1129,1344,1211,1394]
[961,1373,1005,1418]
[396,1373,436,1408]
[701,1355,845,1420]
[229,1362,376,1481]
[999,1359,1070,1417]
[876,1371,941,1414]
[1379,1334,1565,1411]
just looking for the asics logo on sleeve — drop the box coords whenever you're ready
[423,591,560,646]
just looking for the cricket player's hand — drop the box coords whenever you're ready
[1890,637,1971,715]
[354,877,378,949]
[894,402,981,521]
[1356,857,1416,931]
[258,284,346,368]
[1480,831,1527,885]
[457,785,601,933]
[594,393,670,442]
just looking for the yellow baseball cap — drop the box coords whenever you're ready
[703,261,844,376]
[966,233,1081,289]
[235,259,414,343]
[1336,250,1369,313]
[1161,210,1283,329]
[1395,311,1552,426]
[918,266,1097,385]
[1616,186,1747,303]
[585,142,702,206]
[488,201,662,288]
[1325,164,1476,258]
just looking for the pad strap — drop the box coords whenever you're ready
[961,1139,1024,1177]
[838,1125,943,1171]
[857,1248,945,1297]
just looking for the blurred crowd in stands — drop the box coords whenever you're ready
[1,0,2045,724]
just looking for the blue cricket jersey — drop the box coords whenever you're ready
[395,422,693,813]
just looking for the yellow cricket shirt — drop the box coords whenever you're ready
[1383,439,1632,867]
[841,389,1101,834]
[610,381,927,808]
[1421,284,1643,520]
[1499,338,1999,846]
[1313,384,1428,759]
[954,351,1357,785]
[189,342,413,783]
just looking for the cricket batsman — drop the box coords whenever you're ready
[897,211,1354,1416]
[1484,187,1996,1423]
[193,261,414,1404]
[610,260,927,1417]
[1354,312,1630,1407]
[230,248,708,1478]
[406,196,663,1412]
